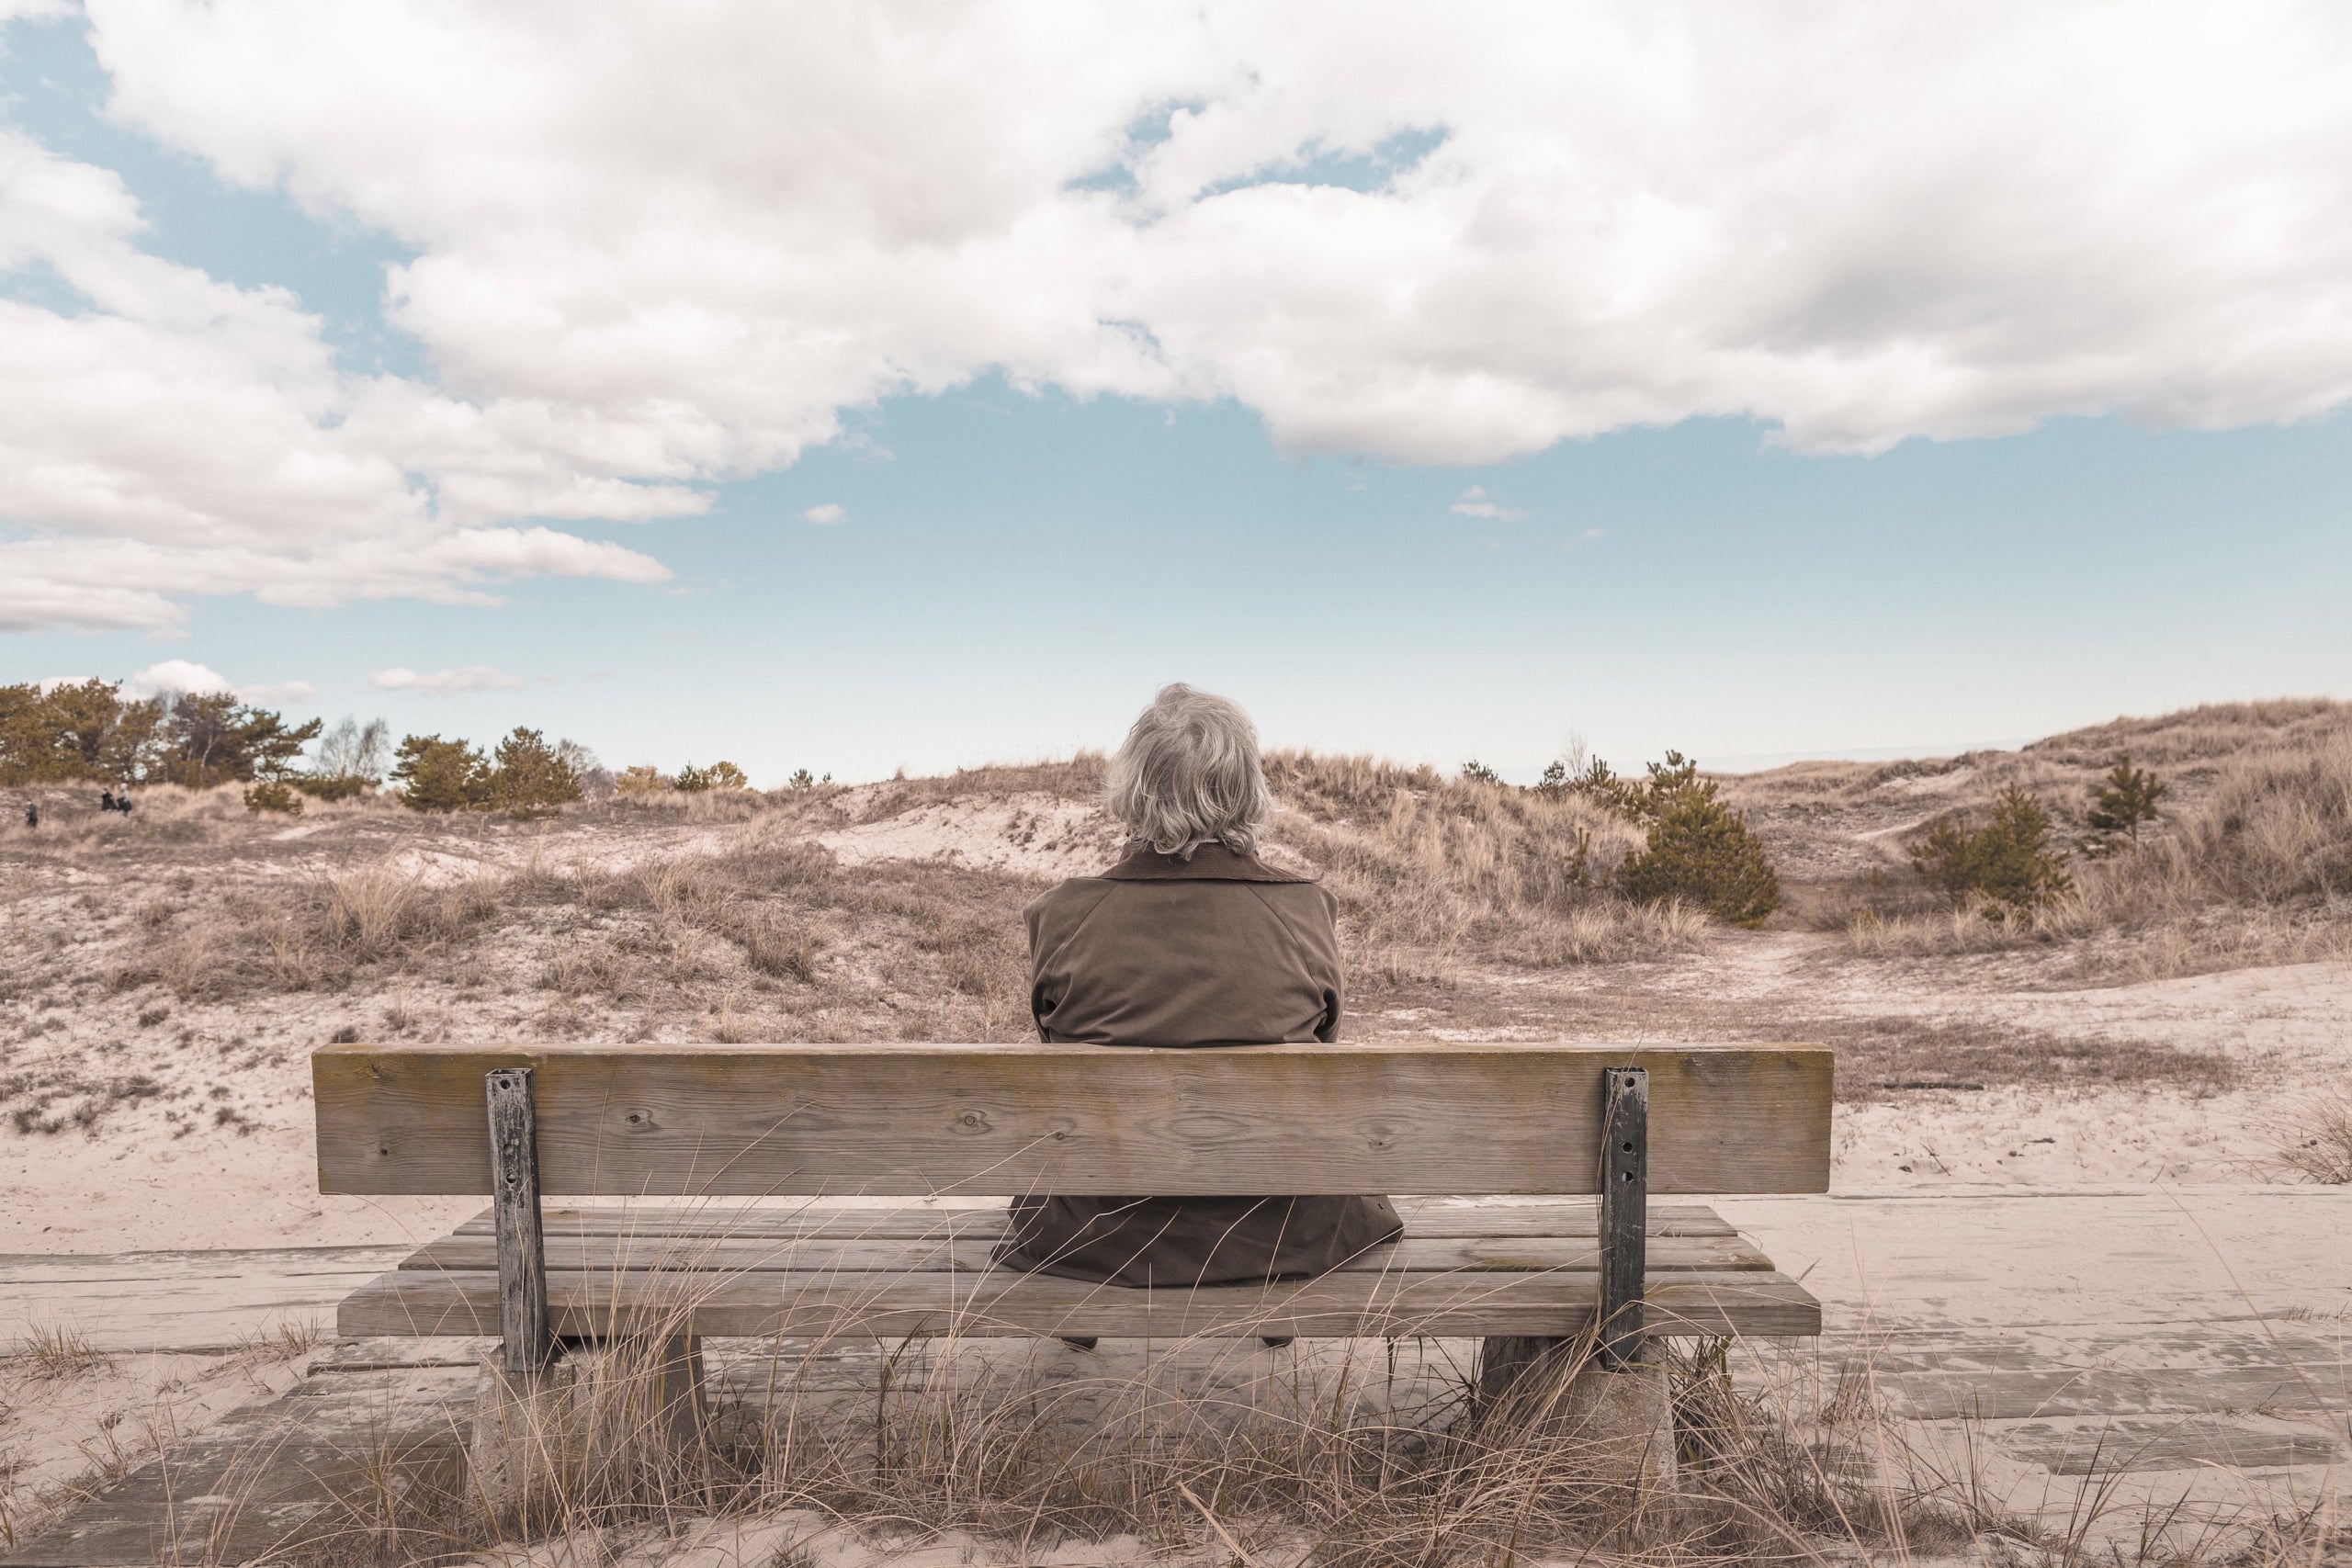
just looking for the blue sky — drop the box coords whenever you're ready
[5,5,2349,784]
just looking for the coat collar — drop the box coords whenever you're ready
[1099,841,1316,883]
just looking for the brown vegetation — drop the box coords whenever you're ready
[1718,700,2352,976]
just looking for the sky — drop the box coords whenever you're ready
[2,2,2348,784]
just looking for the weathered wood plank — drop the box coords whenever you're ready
[401,1230,1777,1276]
[3,1365,472,1568]
[1888,1364,2352,1421]
[335,1264,1823,1340]
[0,1246,408,1353]
[314,1042,1832,1197]
[1996,1416,2346,1475]
[452,1198,1743,1241]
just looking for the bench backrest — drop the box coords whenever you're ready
[314,1042,1831,1198]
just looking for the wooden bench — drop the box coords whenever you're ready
[313,1042,1830,1405]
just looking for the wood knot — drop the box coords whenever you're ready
[619,1107,658,1131]
[955,1108,993,1134]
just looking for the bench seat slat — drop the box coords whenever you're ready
[449,1199,1740,1243]
[337,1266,1821,1340]
[401,1231,1776,1276]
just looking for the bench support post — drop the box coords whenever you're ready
[1598,1065,1647,1371]
[487,1067,553,1377]
[1476,1062,1654,1415]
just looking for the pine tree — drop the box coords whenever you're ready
[391,735,492,811]
[2086,753,2166,842]
[1911,784,2073,912]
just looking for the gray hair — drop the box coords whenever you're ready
[1107,683,1272,859]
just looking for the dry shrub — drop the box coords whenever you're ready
[1831,709,2352,976]
[856,753,1106,824]
[2080,734,2352,919]
[1,1062,172,1134]
[2024,697,2352,770]
[8,1321,114,1379]
[2276,1089,2352,1183]
[1781,1014,2239,1104]
[1265,751,1690,972]
[286,1314,1904,1567]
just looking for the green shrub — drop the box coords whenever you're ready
[292,773,372,802]
[243,780,303,816]
[615,764,671,796]
[2087,752,2166,841]
[1617,785,1781,926]
[676,760,749,792]
[489,728,582,811]
[1458,760,1502,786]
[391,734,492,812]
[1911,784,2073,911]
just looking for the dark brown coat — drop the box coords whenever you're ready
[992,843,1403,1287]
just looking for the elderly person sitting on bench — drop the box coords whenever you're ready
[994,682,1404,1318]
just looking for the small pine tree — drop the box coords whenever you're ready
[1911,784,2073,911]
[2086,753,2166,842]
[243,779,302,816]
[488,728,582,812]
[1617,786,1781,926]
[1458,760,1502,786]
[390,734,492,812]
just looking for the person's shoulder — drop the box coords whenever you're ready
[1024,876,1119,932]
[1248,876,1340,923]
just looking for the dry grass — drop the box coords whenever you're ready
[1266,751,1701,975]
[2274,1089,2352,1184]
[6,1323,113,1381]
[1831,717,2352,977]
[854,754,1108,823]
[277,1312,1946,1568]
[1771,1015,2241,1105]
[264,1298,2343,1568]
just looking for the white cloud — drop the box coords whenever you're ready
[1450,485,1527,521]
[370,665,526,694]
[0,2,2344,631]
[801,502,846,525]
[123,660,234,697]
[0,129,676,632]
[119,659,314,704]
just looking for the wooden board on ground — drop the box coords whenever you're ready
[0,1246,410,1353]
[313,1041,1833,1197]
[1,1361,474,1568]
[1994,1416,2348,1475]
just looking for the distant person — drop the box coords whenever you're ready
[22,802,35,829]
[995,683,1403,1309]
[99,790,116,812]
[118,794,132,816]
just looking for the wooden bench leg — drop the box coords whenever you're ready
[1476,1334,1571,1416]
[1476,1066,1653,1422]
[1599,1066,1647,1371]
